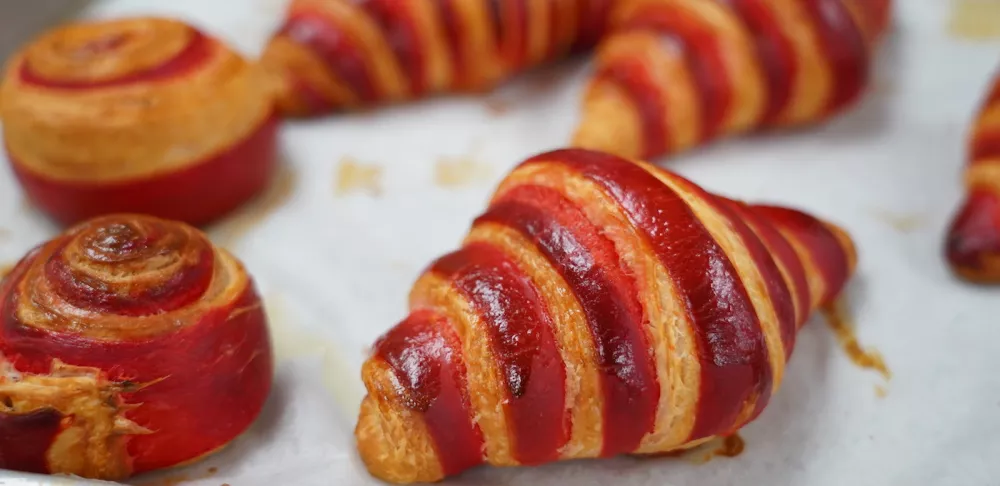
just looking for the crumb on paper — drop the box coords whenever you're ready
[484,96,512,116]
[821,299,892,381]
[209,164,297,250]
[335,158,383,196]
[870,209,927,233]
[947,0,1000,40]
[434,157,493,188]
[875,385,888,398]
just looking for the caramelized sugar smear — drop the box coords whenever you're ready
[821,299,891,380]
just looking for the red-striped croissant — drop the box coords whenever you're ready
[946,69,1000,282]
[355,148,857,483]
[573,0,893,160]
[0,215,273,480]
[263,0,613,115]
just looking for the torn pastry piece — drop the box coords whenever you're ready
[946,69,1000,282]
[0,17,279,226]
[573,0,893,159]
[355,148,857,483]
[263,0,614,116]
[0,214,273,480]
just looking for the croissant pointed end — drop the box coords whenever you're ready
[355,363,445,484]
[946,191,1000,283]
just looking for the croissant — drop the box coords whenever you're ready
[355,148,857,483]
[262,0,613,116]
[0,17,279,226]
[0,214,273,480]
[946,69,1000,282]
[573,0,893,159]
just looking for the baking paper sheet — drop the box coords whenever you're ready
[1,1,998,485]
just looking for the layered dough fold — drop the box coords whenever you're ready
[356,148,857,483]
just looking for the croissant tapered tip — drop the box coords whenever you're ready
[946,190,1000,283]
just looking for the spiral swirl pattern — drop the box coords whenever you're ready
[1,17,278,226]
[573,0,892,159]
[263,0,614,115]
[946,69,1000,282]
[0,215,273,479]
[355,149,857,483]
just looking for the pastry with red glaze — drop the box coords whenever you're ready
[355,148,857,483]
[0,214,273,480]
[946,69,1000,283]
[263,0,614,116]
[574,0,893,159]
[0,17,279,226]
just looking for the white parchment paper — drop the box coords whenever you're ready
[1,1,998,485]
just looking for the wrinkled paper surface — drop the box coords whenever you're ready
[0,1,998,485]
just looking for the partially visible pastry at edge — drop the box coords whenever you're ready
[355,148,857,483]
[573,0,893,160]
[0,17,279,226]
[946,69,1000,283]
[0,214,273,480]
[262,0,614,116]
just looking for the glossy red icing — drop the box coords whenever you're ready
[480,184,658,457]
[751,205,850,305]
[534,149,770,441]
[431,242,568,465]
[946,190,1000,274]
[573,0,613,50]
[374,310,484,476]
[19,31,213,90]
[280,11,378,103]
[623,7,733,141]
[723,0,797,123]
[437,0,467,85]
[0,250,273,473]
[595,58,668,159]
[361,0,428,97]
[971,126,1000,162]
[492,0,529,70]
[800,0,869,116]
[0,409,64,474]
[10,114,279,227]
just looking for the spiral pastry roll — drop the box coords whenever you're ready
[946,70,1000,283]
[355,148,857,483]
[573,0,892,159]
[263,0,614,116]
[0,215,273,480]
[0,17,279,226]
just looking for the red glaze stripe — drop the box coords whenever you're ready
[0,276,273,473]
[279,12,379,103]
[10,114,278,227]
[726,199,811,330]
[800,0,869,115]
[437,0,467,84]
[946,190,1000,271]
[285,74,338,115]
[19,31,213,90]
[722,0,798,123]
[573,0,613,50]
[751,205,850,306]
[971,128,1000,162]
[479,184,658,457]
[360,0,428,96]
[492,0,529,70]
[430,242,568,465]
[595,58,669,159]
[0,409,64,474]
[531,149,770,441]
[622,8,733,141]
[374,310,485,476]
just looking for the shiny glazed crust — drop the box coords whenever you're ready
[573,0,892,159]
[355,148,857,483]
[946,70,1000,282]
[262,0,613,116]
[0,215,274,480]
[0,17,278,226]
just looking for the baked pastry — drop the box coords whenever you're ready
[263,0,614,116]
[573,0,893,159]
[355,148,857,483]
[0,17,278,226]
[946,69,1000,282]
[0,214,273,480]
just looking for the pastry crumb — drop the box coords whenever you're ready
[434,157,493,188]
[948,0,1000,40]
[335,158,383,196]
